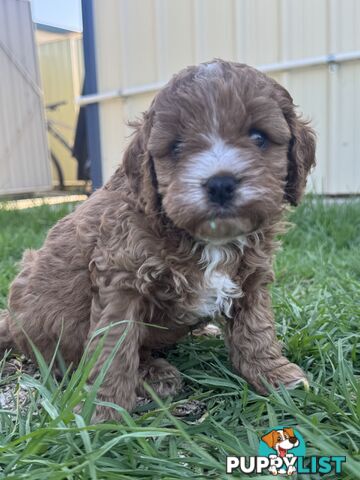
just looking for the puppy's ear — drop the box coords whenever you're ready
[123,112,152,193]
[123,112,159,213]
[261,430,277,449]
[284,112,316,206]
[284,427,295,438]
[272,81,316,206]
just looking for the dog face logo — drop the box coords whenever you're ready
[262,428,299,458]
[259,427,305,476]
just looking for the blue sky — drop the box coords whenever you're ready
[30,0,82,31]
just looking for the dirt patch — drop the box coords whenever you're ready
[0,355,39,412]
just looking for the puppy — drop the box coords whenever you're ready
[262,428,299,475]
[0,60,316,421]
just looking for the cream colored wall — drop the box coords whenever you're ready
[93,0,360,194]
[93,0,126,182]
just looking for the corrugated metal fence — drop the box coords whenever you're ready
[84,0,360,194]
[0,0,50,196]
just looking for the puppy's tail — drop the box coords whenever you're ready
[0,309,14,357]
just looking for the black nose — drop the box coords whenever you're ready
[205,175,237,206]
[289,437,298,445]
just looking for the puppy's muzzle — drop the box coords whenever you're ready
[205,174,238,207]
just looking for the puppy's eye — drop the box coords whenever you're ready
[169,139,182,158]
[249,129,268,149]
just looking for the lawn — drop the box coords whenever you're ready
[0,198,359,479]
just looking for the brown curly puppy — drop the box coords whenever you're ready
[0,60,316,421]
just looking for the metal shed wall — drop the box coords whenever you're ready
[0,0,51,195]
[88,0,360,194]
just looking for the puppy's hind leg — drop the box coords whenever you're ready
[0,310,15,357]
[85,282,146,422]
[137,355,182,398]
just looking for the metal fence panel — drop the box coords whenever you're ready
[0,0,51,195]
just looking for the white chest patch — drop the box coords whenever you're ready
[196,271,242,319]
[193,243,243,320]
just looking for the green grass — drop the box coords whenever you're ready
[0,198,359,479]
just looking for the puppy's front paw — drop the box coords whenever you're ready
[241,358,308,395]
[75,388,137,423]
[137,358,182,398]
[74,400,124,423]
[268,361,308,390]
[268,464,278,475]
[90,390,137,423]
[91,403,122,423]
[261,360,308,393]
[287,465,296,475]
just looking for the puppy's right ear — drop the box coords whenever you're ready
[123,112,153,195]
[122,111,161,213]
[261,431,276,449]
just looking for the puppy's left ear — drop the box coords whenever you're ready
[284,427,295,438]
[284,113,316,206]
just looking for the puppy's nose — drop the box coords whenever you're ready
[205,175,237,206]
[289,437,298,445]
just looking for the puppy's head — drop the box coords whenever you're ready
[262,428,299,456]
[124,60,316,243]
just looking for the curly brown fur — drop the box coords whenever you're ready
[0,60,315,421]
